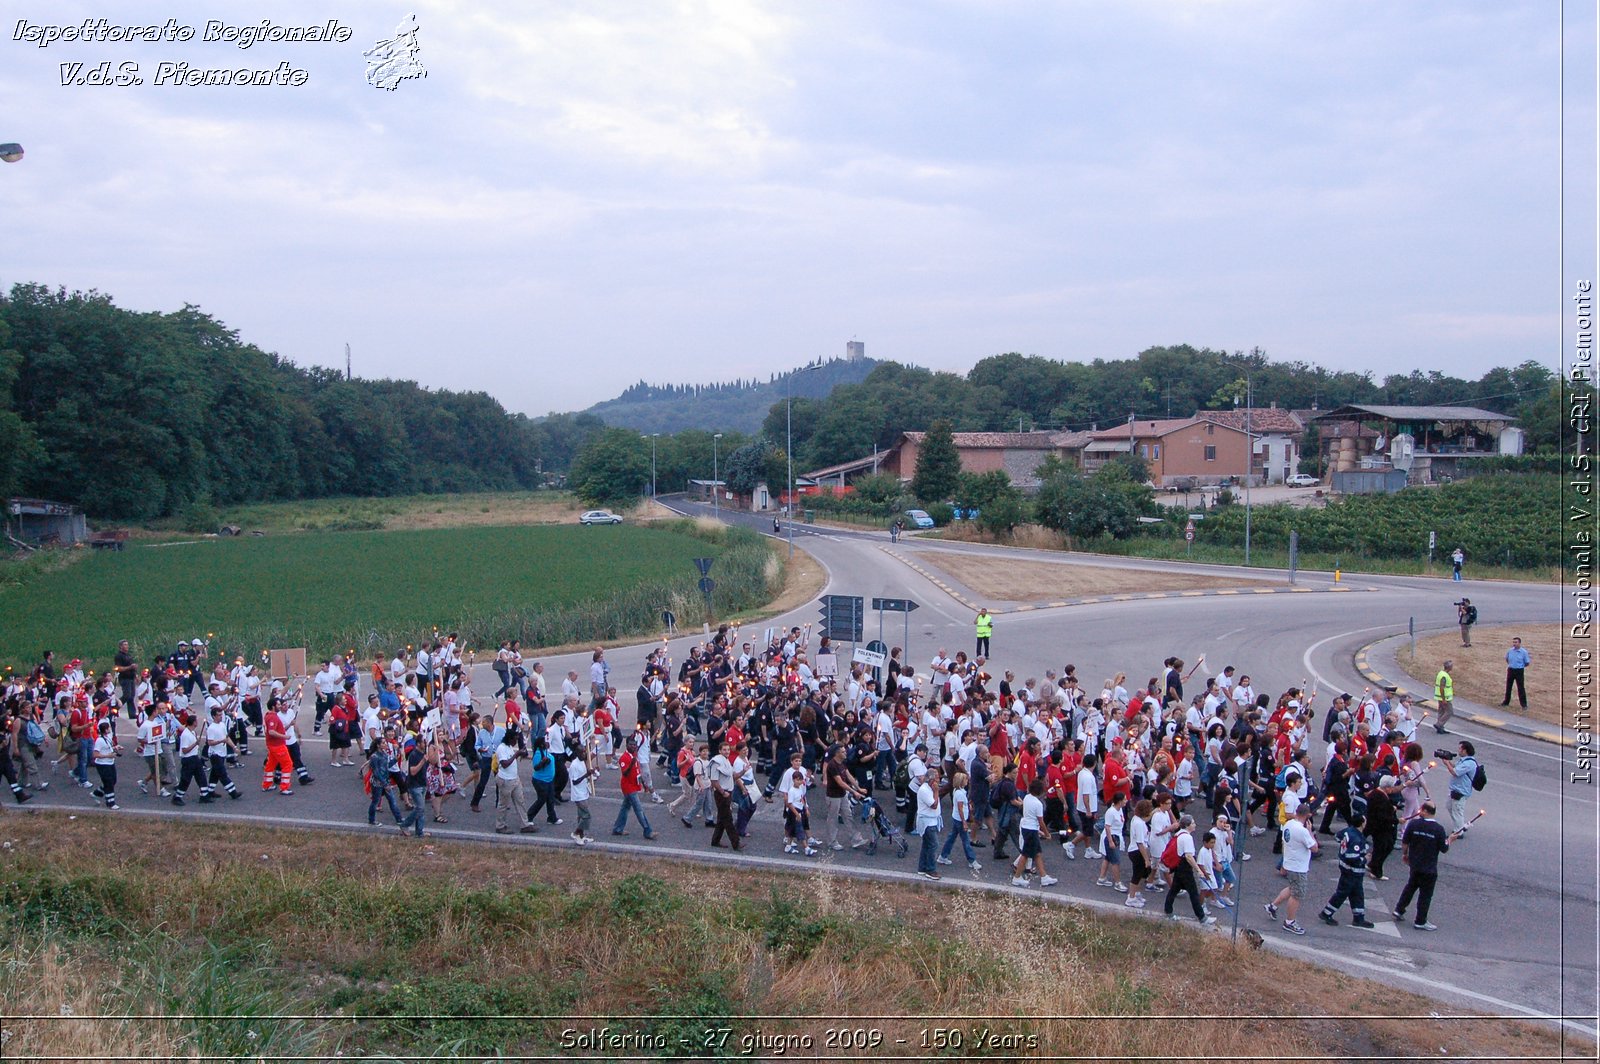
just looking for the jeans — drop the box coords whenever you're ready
[369,784,403,824]
[826,794,860,847]
[613,791,652,836]
[1447,793,1471,834]
[76,738,93,783]
[941,821,977,863]
[918,824,940,873]
[874,749,896,790]
[527,777,558,823]
[397,784,427,835]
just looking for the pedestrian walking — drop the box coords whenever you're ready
[1501,637,1530,710]
[611,736,656,838]
[493,726,537,835]
[1317,812,1377,927]
[915,766,943,879]
[1162,814,1215,924]
[1264,803,1319,934]
[1393,801,1462,930]
[1434,741,1480,837]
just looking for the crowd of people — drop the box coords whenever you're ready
[0,615,1490,936]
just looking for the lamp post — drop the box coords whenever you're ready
[643,433,658,500]
[1229,365,1254,566]
[712,433,723,519]
[786,395,795,558]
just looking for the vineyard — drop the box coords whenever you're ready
[1136,474,1563,571]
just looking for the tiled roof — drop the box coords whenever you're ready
[1203,408,1304,435]
[901,431,1067,449]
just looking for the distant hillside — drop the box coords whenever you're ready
[583,356,880,434]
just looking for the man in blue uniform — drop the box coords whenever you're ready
[1317,811,1376,928]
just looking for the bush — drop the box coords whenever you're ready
[923,502,954,526]
[179,498,222,534]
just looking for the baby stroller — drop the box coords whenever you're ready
[857,796,909,858]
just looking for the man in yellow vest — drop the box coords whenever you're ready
[1433,660,1454,735]
[974,608,993,658]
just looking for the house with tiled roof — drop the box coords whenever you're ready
[872,429,1093,491]
[1084,416,1257,487]
[1200,406,1305,484]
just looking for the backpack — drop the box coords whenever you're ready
[1470,759,1487,792]
[1160,834,1182,871]
[1464,604,1479,625]
[24,718,46,747]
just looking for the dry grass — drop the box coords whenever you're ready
[921,550,1270,603]
[383,492,584,530]
[0,812,1583,1063]
[1397,623,1567,725]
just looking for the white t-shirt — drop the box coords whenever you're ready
[1129,814,1150,854]
[568,758,592,803]
[204,719,230,757]
[1195,844,1216,881]
[1101,803,1124,849]
[137,718,164,757]
[495,742,520,782]
[1175,828,1197,864]
[94,735,117,765]
[1281,818,1317,873]
[1020,793,1044,831]
[1075,767,1099,814]
[915,781,940,831]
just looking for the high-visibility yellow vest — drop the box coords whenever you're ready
[975,614,993,638]
[1435,670,1453,701]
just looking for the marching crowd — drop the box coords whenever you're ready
[1,616,1493,936]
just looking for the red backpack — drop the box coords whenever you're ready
[1160,834,1182,870]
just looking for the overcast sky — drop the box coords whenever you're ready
[4,2,1594,415]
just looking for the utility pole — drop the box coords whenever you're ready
[786,391,795,558]
[712,433,723,519]
[1228,358,1255,566]
[345,342,351,381]
[643,433,658,500]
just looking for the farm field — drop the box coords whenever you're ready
[139,490,588,536]
[0,522,764,673]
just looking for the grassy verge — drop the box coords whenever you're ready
[0,814,1578,1063]
[1396,623,1567,727]
[0,520,782,673]
[133,490,585,535]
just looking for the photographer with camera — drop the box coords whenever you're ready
[1433,740,1483,837]
[1455,598,1477,648]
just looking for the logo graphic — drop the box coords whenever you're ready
[364,13,425,91]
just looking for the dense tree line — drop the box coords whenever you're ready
[0,284,543,519]
[584,356,879,435]
[768,345,1560,471]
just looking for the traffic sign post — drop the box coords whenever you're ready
[1184,519,1195,557]
[697,576,715,620]
[871,598,919,676]
[662,609,677,635]
[817,595,865,644]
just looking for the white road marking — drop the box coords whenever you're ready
[1216,626,1247,641]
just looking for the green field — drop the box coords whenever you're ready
[0,521,774,673]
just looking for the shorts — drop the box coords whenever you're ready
[1284,869,1308,900]
[1020,828,1041,858]
[1101,841,1123,866]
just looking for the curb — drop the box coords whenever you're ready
[883,547,1381,615]
[1352,639,1574,749]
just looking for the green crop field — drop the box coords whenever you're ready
[0,521,777,674]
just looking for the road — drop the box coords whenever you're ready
[21,496,1596,1036]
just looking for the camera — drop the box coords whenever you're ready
[1452,600,1466,607]
[1434,748,1455,760]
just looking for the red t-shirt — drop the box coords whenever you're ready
[619,751,642,795]
[1045,763,1069,802]
[987,721,1010,760]
[1102,755,1131,803]
[264,710,288,749]
[1060,751,1083,796]
[1017,751,1037,787]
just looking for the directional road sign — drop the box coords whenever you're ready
[871,597,919,613]
[818,595,864,642]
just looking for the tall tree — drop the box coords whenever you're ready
[569,428,650,506]
[912,419,961,502]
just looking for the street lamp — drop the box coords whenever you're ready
[712,433,723,519]
[786,394,795,558]
[0,143,23,163]
[1228,363,1254,566]
[643,433,658,500]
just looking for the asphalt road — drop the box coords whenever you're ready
[18,497,1596,1036]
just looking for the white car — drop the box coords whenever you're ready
[578,509,624,525]
[1285,473,1319,488]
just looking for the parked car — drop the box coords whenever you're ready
[578,509,624,525]
[1286,473,1319,487]
[904,508,935,529]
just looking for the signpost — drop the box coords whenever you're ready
[857,639,889,683]
[662,609,677,636]
[1184,519,1195,556]
[871,597,919,676]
